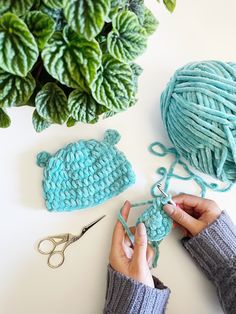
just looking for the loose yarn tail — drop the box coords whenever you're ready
[149,141,233,197]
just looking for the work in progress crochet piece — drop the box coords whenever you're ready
[136,199,172,242]
[118,149,174,268]
[37,129,135,211]
[118,196,173,268]
[161,60,236,184]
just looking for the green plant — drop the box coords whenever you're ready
[0,0,176,131]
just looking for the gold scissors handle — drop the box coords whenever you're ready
[37,234,74,268]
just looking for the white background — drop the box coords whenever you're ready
[1,0,236,313]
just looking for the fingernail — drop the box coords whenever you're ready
[137,223,146,236]
[163,205,175,215]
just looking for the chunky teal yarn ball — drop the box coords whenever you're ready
[161,61,236,183]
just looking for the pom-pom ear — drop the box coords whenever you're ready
[37,151,51,168]
[104,129,121,145]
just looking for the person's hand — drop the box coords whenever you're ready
[109,201,155,288]
[163,194,221,237]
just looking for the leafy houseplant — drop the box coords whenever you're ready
[0,0,176,131]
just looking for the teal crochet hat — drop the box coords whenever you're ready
[37,129,135,211]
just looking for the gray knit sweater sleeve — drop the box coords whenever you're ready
[103,265,170,314]
[182,211,236,314]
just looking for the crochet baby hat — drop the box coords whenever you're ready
[37,129,135,211]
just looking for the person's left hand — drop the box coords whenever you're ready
[109,201,155,288]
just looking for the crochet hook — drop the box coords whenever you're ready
[157,183,176,206]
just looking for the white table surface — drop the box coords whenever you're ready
[1,1,236,313]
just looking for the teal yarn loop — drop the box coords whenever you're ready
[149,141,233,197]
[161,61,236,184]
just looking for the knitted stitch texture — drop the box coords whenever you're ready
[37,129,135,211]
[161,61,236,184]
[104,265,170,314]
[182,211,236,314]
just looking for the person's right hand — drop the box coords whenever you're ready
[163,194,221,237]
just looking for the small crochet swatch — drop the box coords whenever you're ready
[37,129,135,211]
[119,197,173,267]
[136,198,172,242]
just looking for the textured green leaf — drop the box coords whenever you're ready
[143,7,158,35]
[32,0,42,10]
[40,3,66,31]
[0,0,34,16]
[91,55,134,112]
[0,109,10,128]
[111,0,127,7]
[128,0,145,24]
[0,69,35,108]
[130,62,142,76]
[0,1,9,15]
[130,63,142,93]
[64,0,110,40]
[23,81,42,107]
[96,34,108,54]
[96,104,110,115]
[0,13,39,77]
[103,110,118,118]
[42,27,102,89]
[42,0,64,9]
[163,0,176,13]
[68,89,101,123]
[66,116,77,127]
[109,0,127,20]
[23,11,55,50]
[35,83,69,124]
[107,11,147,63]
[32,109,51,132]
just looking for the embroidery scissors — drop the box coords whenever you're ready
[157,183,176,206]
[37,215,106,269]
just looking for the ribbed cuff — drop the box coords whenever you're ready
[182,211,236,280]
[182,211,236,314]
[104,265,170,314]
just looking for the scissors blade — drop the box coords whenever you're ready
[70,215,106,243]
[65,215,106,244]
[81,215,106,235]
[75,215,106,241]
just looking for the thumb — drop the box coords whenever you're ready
[132,223,148,265]
[163,204,203,236]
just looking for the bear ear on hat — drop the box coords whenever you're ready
[37,151,51,168]
[103,129,121,146]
